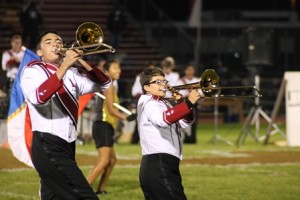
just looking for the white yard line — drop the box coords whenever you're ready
[0,191,39,200]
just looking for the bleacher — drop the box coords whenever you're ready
[0,0,164,81]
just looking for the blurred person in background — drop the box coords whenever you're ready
[87,60,136,195]
[106,5,128,49]
[19,1,43,49]
[161,56,180,99]
[161,56,180,86]
[177,64,200,143]
[1,34,25,93]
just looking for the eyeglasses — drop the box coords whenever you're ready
[147,79,169,86]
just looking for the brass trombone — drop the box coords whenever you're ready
[55,22,115,56]
[168,69,262,98]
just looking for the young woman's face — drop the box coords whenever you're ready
[143,75,169,97]
[107,62,121,81]
[37,33,63,64]
[185,65,196,79]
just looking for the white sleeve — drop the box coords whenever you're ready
[21,66,48,105]
[131,75,142,97]
[143,100,170,128]
[1,52,9,71]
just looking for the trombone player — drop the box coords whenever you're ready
[20,30,111,199]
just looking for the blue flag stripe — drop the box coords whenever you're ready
[8,49,40,116]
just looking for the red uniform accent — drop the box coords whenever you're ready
[163,102,192,124]
[37,74,62,103]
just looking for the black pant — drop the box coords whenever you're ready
[139,153,187,200]
[31,131,98,200]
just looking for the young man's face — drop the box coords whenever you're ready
[143,75,169,97]
[37,33,64,64]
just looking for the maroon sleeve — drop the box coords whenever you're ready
[6,59,19,69]
[36,74,63,103]
[82,67,111,85]
[163,102,193,124]
[182,110,195,123]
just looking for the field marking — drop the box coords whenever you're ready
[76,149,142,160]
[0,167,34,172]
[1,161,300,173]
[195,150,250,158]
[183,162,300,168]
[0,191,39,200]
[79,162,300,170]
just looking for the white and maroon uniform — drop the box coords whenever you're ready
[2,48,25,80]
[137,94,194,159]
[21,60,111,142]
[131,74,142,97]
[137,94,195,199]
[20,60,111,200]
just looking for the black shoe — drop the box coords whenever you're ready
[96,190,108,195]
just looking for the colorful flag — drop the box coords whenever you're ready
[78,93,94,116]
[7,48,40,167]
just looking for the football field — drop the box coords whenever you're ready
[1,123,300,200]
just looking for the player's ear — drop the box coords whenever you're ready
[143,84,150,93]
[36,49,42,57]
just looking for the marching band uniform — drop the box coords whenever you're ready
[137,94,195,200]
[131,74,142,98]
[21,60,111,200]
[2,48,25,81]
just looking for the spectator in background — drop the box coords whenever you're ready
[131,61,156,99]
[19,1,42,49]
[1,34,25,92]
[161,56,180,99]
[178,64,200,143]
[106,5,128,49]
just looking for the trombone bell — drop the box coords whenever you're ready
[57,22,115,56]
[76,22,104,51]
[199,69,221,97]
[169,69,221,98]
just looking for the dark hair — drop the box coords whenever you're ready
[140,67,164,94]
[36,30,60,50]
[103,59,120,71]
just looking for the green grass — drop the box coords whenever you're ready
[1,123,300,200]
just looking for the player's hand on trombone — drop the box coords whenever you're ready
[187,89,201,105]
